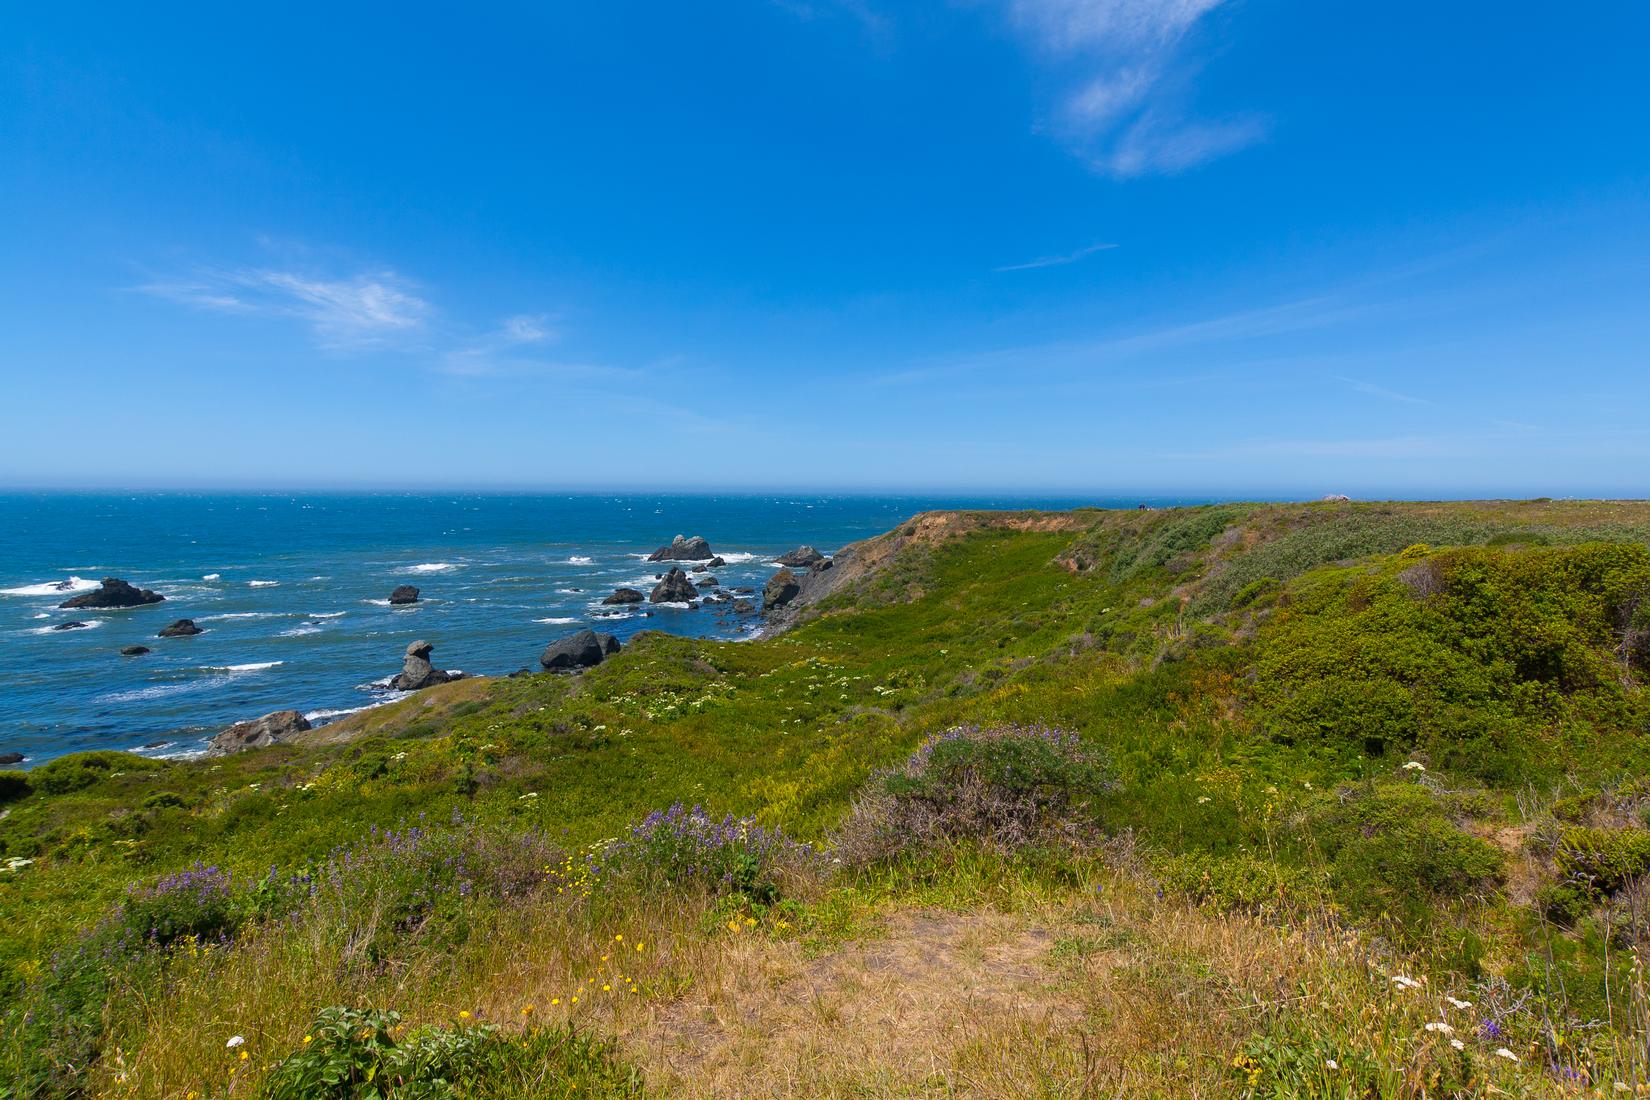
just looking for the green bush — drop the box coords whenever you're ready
[27,751,160,796]
[1155,850,1324,913]
[1306,785,1502,925]
[0,771,29,804]
[259,1006,642,1099]
[1556,827,1650,896]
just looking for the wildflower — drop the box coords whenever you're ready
[602,984,611,992]
[614,934,623,942]
[1197,796,1211,804]
[637,942,645,951]
[1403,761,1426,772]
[572,996,579,1004]
[1494,1048,1519,1062]
[239,1051,248,1061]
[459,1010,471,1019]
[302,1035,312,1045]
[522,1005,534,1016]
[1425,1022,1454,1035]
[1451,1039,1465,1051]
[1390,974,1422,990]
[226,1036,245,1049]
[1446,996,1473,1010]
[1326,1059,1338,1070]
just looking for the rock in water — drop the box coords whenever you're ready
[0,752,24,766]
[540,629,615,671]
[776,546,826,568]
[157,619,202,638]
[707,556,726,568]
[697,576,719,587]
[389,585,421,605]
[206,710,312,756]
[59,578,165,609]
[763,568,801,611]
[650,567,699,604]
[52,621,90,631]
[602,587,645,605]
[732,598,756,614]
[391,639,460,691]
[647,535,714,562]
[121,644,152,656]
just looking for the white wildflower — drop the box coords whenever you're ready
[1325,1059,1338,1070]
[1494,1047,1519,1062]
[1451,1039,1465,1051]
[1390,974,1423,990]
[1446,996,1473,1010]
[1403,761,1425,772]
[226,1035,245,1048]
[1197,796,1212,804]
[1425,1022,1454,1034]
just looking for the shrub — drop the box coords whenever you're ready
[605,803,819,905]
[1305,785,1502,925]
[1555,827,1650,897]
[0,770,29,804]
[835,725,1116,866]
[26,751,160,795]
[118,863,240,949]
[1155,850,1324,913]
[259,1006,642,1099]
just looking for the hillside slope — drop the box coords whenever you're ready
[5,499,1650,1097]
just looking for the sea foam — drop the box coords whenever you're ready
[2,576,100,597]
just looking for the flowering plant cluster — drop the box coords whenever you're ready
[606,802,820,903]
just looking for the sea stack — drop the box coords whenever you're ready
[650,567,699,604]
[776,546,826,568]
[539,628,621,671]
[157,619,202,638]
[602,587,645,605]
[647,535,714,562]
[391,639,461,691]
[389,585,421,605]
[59,578,164,610]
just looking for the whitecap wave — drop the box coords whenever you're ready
[404,562,462,574]
[2,575,100,597]
[533,616,580,625]
[716,552,761,563]
[654,601,694,610]
[199,611,295,622]
[309,611,347,619]
[279,624,323,637]
[249,580,280,588]
[202,573,221,581]
[31,612,50,620]
[202,661,283,673]
[304,698,401,723]
[566,556,593,565]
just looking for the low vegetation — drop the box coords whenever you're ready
[5,499,1650,1097]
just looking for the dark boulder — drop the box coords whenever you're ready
[650,567,699,604]
[764,568,802,611]
[602,587,646,605]
[647,535,714,562]
[60,578,165,610]
[391,639,461,691]
[121,644,152,657]
[598,632,622,655]
[697,576,719,587]
[707,556,726,568]
[0,752,24,766]
[389,585,421,605]
[775,546,826,569]
[732,598,756,614]
[52,621,90,631]
[731,586,755,595]
[540,628,611,671]
[158,619,202,638]
[207,710,312,756]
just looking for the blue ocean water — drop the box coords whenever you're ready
[0,492,1168,765]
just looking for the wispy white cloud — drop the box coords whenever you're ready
[1336,375,1433,407]
[1003,0,1263,176]
[995,241,1117,272]
[139,267,429,350]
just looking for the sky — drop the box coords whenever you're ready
[2,1,1648,497]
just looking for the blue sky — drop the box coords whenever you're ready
[2,2,1648,496]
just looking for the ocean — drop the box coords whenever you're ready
[0,491,1172,765]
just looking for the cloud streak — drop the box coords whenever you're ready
[1003,0,1263,176]
[995,241,1117,272]
[140,267,429,350]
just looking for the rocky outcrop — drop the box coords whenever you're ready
[647,535,714,562]
[389,585,421,605]
[763,568,802,611]
[158,619,202,638]
[732,598,756,614]
[602,587,645,605]
[206,710,311,757]
[60,578,165,609]
[52,621,90,631]
[776,546,826,568]
[539,628,620,671]
[650,567,699,604]
[120,645,151,657]
[697,576,719,587]
[0,752,24,766]
[391,640,462,691]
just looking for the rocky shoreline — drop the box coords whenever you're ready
[2,536,843,762]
